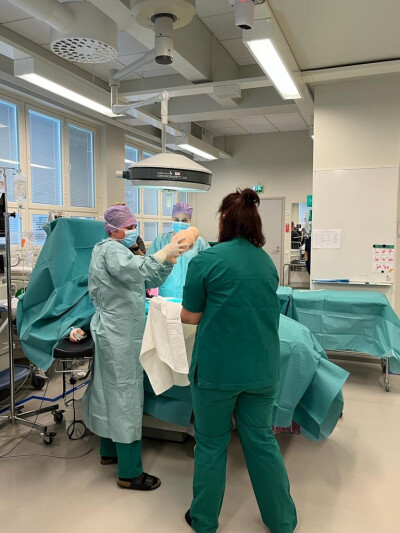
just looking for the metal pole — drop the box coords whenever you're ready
[160,91,169,154]
[2,170,16,420]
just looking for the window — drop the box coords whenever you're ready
[32,214,49,245]
[0,99,19,200]
[69,125,95,208]
[125,146,139,214]
[29,110,62,205]
[143,189,158,215]
[144,221,158,242]
[9,214,22,246]
[1,95,99,248]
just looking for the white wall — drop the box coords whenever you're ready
[313,75,400,311]
[99,124,126,211]
[194,131,313,258]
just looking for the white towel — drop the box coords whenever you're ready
[140,298,196,395]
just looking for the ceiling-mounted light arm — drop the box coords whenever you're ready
[112,95,161,116]
[111,49,155,84]
[160,91,169,153]
[109,49,156,113]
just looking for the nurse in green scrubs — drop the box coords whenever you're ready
[181,189,297,533]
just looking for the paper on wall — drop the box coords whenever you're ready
[313,229,341,249]
[372,245,395,274]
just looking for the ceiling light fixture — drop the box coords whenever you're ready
[178,144,217,161]
[14,57,118,117]
[243,19,301,100]
[167,133,219,161]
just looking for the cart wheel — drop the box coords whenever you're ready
[32,376,46,390]
[43,432,55,446]
[67,421,87,440]
[384,379,390,393]
[53,411,64,424]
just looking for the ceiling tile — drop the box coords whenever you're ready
[235,116,270,127]
[236,57,256,66]
[216,125,248,135]
[276,122,308,132]
[220,38,253,61]
[4,18,52,46]
[266,113,303,125]
[243,124,278,134]
[268,0,400,70]
[196,0,233,18]
[200,13,242,41]
[117,31,149,56]
[0,1,31,23]
[206,119,237,129]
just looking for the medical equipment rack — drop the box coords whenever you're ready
[0,166,60,445]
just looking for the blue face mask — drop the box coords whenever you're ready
[119,229,138,248]
[172,221,190,233]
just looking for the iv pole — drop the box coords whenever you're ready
[0,167,59,441]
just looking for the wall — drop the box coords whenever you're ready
[99,123,126,212]
[194,130,313,259]
[313,75,400,310]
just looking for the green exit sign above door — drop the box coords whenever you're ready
[253,185,264,193]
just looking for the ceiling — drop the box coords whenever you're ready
[0,0,399,142]
[199,0,400,71]
[207,112,307,137]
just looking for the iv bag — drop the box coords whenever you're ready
[14,174,27,203]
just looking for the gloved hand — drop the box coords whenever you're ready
[163,238,190,259]
[153,238,189,263]
[70,328,86,343]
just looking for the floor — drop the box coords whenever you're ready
[0,360,399,533]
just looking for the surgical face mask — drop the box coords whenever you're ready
[119,229,138,248]
[172,221,190,233]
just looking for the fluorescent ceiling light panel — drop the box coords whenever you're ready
[178,143,217,161]
[0,158,19,165]
[243,19,301,100]
[14,57,117,117]
[31,163,54,170]
[174,134,219,161]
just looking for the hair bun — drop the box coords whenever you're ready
[241,188,260,206]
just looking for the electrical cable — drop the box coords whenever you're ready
[0,373,51,458]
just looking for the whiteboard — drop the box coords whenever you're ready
[312,167,398,285]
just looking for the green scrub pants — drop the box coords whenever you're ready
[190,382,297,533]
[100,437,143,479]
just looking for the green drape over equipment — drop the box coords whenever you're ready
[293,290,400,373]
[17,218,106,370]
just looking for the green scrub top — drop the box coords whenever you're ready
[182,238,280,390]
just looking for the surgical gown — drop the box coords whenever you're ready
[147,231,210,299]
[83,239,173,444]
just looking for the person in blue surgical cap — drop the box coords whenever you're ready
[147,202,210,299]
[82,204,189,491]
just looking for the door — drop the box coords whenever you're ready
[259,198,284,282]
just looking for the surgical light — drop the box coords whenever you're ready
[243,19,301,100]
[14,57,117,117]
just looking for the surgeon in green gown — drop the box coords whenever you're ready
[81,205,189,491]
[147,202,210,298]
[181,189,297,533]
